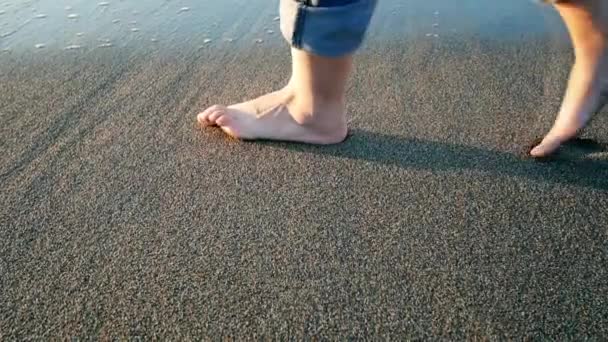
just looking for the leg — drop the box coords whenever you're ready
[198,0,377,144]
[530,0,608,157]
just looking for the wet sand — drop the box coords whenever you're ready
[1,0,607,339]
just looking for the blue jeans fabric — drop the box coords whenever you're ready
[280,0,378,57]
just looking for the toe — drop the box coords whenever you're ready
[208,110,225,123]
[197,113,209,126]
[198,105,225,126]
[530,135,564,158]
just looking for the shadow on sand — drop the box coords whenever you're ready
[268,129,608,191]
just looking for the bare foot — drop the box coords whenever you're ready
[198,85,348,144]
[530,61,608,158]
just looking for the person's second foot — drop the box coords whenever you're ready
[197,85,348,145]
[530,0,608,158]
[530,55,608,158]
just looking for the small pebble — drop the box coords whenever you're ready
[65,44,81,50]
[76,32,84,36]
[112,19,120,23]
[67,13,79,19]
[267,30,274,34]
[425,33,433,37]
[273,16,279,21]
[35,43,45,49]
[98,43,113,48]
[98,2,110,6]
[150,38,158,42]
[34,13,47,18]
[433,34,439,37]
[178,7,190,13]
[255,39,263,43]
[130,27,139,32]
[203,38,212,44]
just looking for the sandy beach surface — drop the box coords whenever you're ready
[1,0,607,339]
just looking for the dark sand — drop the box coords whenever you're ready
[1,0,607,339]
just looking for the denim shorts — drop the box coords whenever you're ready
[280,0,378,58]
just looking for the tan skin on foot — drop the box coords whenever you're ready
[198,48,351,145]
[197,85,349,144]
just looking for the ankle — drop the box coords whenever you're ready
[286,77,346,103]
[282,81,343,118]
[291,96,345,126]
[284,86,346,135]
